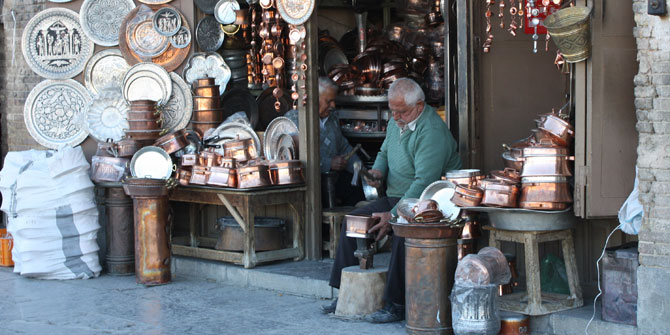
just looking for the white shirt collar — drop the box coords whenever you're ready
[400,110,423,135]
[320,116,329,129]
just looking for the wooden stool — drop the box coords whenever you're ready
[486,227,584,315]
[322,207,354,259]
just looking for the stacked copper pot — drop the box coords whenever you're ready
[502,110,575,210]
[191,78,223,137]
[126,100,163,141]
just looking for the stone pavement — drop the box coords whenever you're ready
[0,267,405,335]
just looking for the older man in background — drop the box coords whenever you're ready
[320,78,461,323]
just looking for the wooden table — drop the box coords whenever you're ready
[170,184,306,268]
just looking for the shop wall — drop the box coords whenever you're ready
[632,0,670,332]
[0,0,45,156]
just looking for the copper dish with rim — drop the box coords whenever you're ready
[452,183,484,207]
[268,160,304,185]
[193,96,221,110]
[198,148,223,167]
[154,129,189,155]
[189,166,211,185]
[223,138,258,162]
[481,179,520,208]
[237,163,272,188]
[207,166,237,187]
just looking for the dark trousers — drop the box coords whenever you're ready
[328,197,405,306]
[321,172,366,208]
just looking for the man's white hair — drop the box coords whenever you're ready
[319,76,338,94]
[388,78,424,107]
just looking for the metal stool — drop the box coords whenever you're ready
[322,207,354,259]
[486,227,584,315]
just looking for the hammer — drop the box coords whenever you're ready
[351,161,379,186]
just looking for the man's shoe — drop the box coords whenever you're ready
[320,298,338,314]
[364,303,405,323]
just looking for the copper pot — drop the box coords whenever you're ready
[189,166,211,185]
[127,110,160,120]
[193,96,221,110]
[125,129,162,140]
[128,119,162,131]
[538,113,574,146]
[345,214,381,239]
[521,145,573,177]
[490,168,521,184]
[198,149,223,167]
[502,151,524,172]
[190,121,220,137]
[520,176,573,205]
[195,78,216,87]
[268,160,304,185]
[116,138,145,158]
[129,100,157,111]
[223,138,258,162]
[237,164,271,188]
[176,168,192,186]
[193,85,220,97]
[451,184,484,207]
[500,311,530,334]
[121,177,170,198]
[207,166,237,187]
[90,156,129,182]
[192,109,224,122]
[480,179,519,208]
[181,153,198,167]
[531,128,559,144]
[154,129,189,155]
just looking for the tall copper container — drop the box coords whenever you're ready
[123,180,171,286]
[499,311,530,334]
[392,223,460,335]
[105,187,135,275]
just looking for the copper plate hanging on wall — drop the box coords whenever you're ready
[119,5,191,72]
[276,0,315,25]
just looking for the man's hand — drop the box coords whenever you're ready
[330,155,347,171]
[364,169,383,188]
[368,211,393,241]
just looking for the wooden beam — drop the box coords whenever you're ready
[456,0,472,167]
[300,13,322,260]
[172,245,243,264]
[256,248,302,263]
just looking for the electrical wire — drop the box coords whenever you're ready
[584,224,620,335]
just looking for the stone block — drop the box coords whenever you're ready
[653,74,670,85]
[636,86,657,98]
[654,98,670,110]
[639,253,670,267]
[635,97,653,109]
[634,74,649,86]
[639,241,670,256]
[637,266,670,335]
[335,266,386,318]
[636,121,654,133]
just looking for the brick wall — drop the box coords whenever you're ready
[1,0,45,159]
[633,1,670,333]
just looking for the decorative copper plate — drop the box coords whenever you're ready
[153,7,181,36]
[22,8,95,79]
[84,49,130,96]
[162,72,193,132]
[24,79,92,149]
[79,0,135,47]
[119,6,191,72]
[276,0,315,25]
[196,16,225,52]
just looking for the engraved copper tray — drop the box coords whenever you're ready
[162,72,193,132]
[79,0,136,47]
[84,49,130,96]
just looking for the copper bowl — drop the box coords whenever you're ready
[268,160,304,185]
[193,85,220,97]
[192,109,225,122]
[207,166,237,187]
[154,129,189,155]
[452,184,484,207]
[128,119,162,131]
[198,149,223,167]
[193,96,221,110]
[195,78,216,87]
[223,138,258,162]
[189,166,211,185]
[237,163,271,188]
[122,177,169,198]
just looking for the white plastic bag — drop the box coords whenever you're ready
[618,167,643,235]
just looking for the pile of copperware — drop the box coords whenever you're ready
[191,78,224,137]
[499,110,575,210]
[126,100,163,141]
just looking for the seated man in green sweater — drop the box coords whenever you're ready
[321,78,462,323]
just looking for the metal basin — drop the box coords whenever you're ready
[463,207,576,231]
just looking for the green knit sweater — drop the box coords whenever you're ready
[372,104,461,215]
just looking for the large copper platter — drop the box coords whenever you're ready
[162,72,193,132]
[119,5,191,72]
[276,0,315,25]
[84,49,130,96]
[79,0,136,47]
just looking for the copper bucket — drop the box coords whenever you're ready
[543,6,593,63]
[193,96,221,110]
[104,187,135,275]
